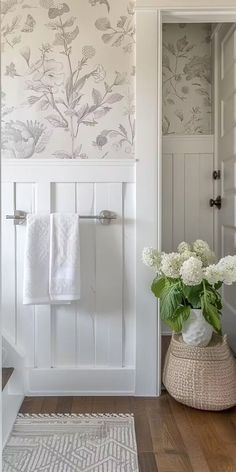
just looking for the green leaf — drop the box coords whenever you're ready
[151,276,168,299]
[201,296,222,334]
[160,280,183,322]
[164,305,190,332]
[182,283,203,308]
[214,281,223,290]
[201,283,222,334]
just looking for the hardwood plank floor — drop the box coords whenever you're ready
[19,393,236,472]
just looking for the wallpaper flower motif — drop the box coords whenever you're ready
[162,24,212,135]
[1,0,135,159]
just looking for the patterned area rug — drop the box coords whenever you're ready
[3,413,139,472]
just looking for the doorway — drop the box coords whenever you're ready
[162,22,215,257]
[161,21,236,347]
[136,4,236,391]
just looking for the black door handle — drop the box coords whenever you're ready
[209,195,222,209]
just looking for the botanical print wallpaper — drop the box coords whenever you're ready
[162,24,212,135]
[1,0,135,159]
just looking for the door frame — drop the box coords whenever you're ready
[135,1,236,396]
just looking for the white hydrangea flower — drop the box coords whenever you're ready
[217,255,236,285]
[192,239,210,253]
[199,250,216,267]
[180,250,198,263]
[204,265,223,285]
[142,247,162,271]
[177,241,192,254]
[180,256,203,286]
[161,252,182,278]
[192,239,216,267]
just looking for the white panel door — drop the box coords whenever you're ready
[217,24,236,349]
[162,137,214,253]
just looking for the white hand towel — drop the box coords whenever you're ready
[23,213,80,305]
[23,214,50,305]
[49,213,80,302]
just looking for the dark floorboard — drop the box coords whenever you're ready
[19,393,236,472]
[2,368,14,390]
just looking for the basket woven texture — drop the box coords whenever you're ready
[163,333,236,411]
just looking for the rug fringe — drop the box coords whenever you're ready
[17,413,134,419]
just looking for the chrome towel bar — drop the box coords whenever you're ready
[6,210,117,225]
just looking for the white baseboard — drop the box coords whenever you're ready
[26,367,135,396]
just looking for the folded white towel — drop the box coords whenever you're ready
[23,214,80,305]
[49,213,80,302]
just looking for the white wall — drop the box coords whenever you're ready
[2,160,136,395]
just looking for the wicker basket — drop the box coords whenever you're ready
[163,333,236,410]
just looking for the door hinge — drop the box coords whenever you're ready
[213,170,221,180]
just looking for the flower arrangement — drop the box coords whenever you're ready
[142,240,236,335]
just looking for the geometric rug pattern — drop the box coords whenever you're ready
[3,413,139,471]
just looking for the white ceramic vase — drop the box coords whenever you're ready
[182,309,213,347]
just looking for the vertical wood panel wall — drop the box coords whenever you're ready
[161,135,214,335]
[162,136,215,253]
[2,161,135,392]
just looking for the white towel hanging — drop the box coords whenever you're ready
[23,213,80,305]
[49,213,80,302]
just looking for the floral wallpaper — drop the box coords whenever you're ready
[162,23,212,135]
[1,0,135,159]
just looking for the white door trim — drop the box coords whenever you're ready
[135,7,162,396]
[135,3,236,396]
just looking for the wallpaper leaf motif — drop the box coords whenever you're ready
[89,0,110,13]
[95,1,135,54]
[1,0,135,159]
[162,24,212,135]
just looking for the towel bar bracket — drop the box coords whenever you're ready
[6,210,26,225]
[5,210,117,225]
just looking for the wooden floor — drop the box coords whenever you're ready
[20,393,236,472]
[2,367,14,390]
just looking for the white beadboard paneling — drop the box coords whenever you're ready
[162,136,214,253]
[2,161,136,393]
[52,183,77,367]
[51,183,76,213]
[95,183,123,367]
[162,140,214,338]
[54,304,77,368]
[35,183,52,368]
[173,154,185,249]
[76,183,96,366]
[162,154,173,253]
[2,183,16,342]
[199,154,214,247]
[15,183,35,366]
[185,154,201,243]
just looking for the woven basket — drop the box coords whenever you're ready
[163,333,236,410]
